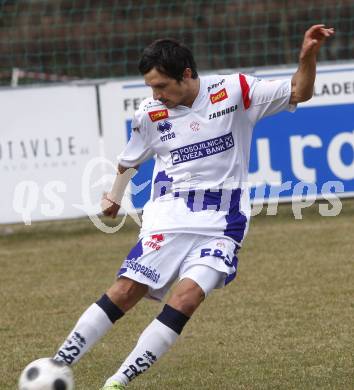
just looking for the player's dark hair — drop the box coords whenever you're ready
[138,39,198,82]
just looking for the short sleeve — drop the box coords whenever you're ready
[239,74,296,124]
[118,111,154,167]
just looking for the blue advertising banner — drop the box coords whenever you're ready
[249,103,354,202]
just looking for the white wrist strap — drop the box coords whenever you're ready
[109,167,137,204]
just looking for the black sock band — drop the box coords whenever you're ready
[96,294,124,324]
[156,304,190,335]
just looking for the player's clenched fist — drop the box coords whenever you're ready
[101,191,120,218]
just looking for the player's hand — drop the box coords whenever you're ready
[300,25,335,60]
[101,191,120,218]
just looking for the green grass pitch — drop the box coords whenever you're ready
[1,201,353,389]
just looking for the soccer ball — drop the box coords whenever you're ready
[18,358,74,390]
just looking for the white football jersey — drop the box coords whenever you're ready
[119,73,295,246]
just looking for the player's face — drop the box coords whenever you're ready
[144,68,192,108]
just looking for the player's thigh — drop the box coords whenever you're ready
[106,277,148,312]
[181,235,239,288]
[116,233,198,301]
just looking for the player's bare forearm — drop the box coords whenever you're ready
[290,25,335,104]
[101,164,139,218]
[291,57,316,103]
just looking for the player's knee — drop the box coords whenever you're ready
[170,291,204,315]
[106,277,147,312]
[169,283,205,316]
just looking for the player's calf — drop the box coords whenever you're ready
[103,304,190,387]
[54,293,124,365]
[54,279,147,366]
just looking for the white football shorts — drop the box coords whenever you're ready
[117,233,239,301]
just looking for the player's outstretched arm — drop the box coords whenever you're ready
[101,164,138,218]
[290,24,335,104]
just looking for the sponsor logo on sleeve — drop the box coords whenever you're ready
[210,88,228,104]
[149,109,169,122]
[170,132,234,165]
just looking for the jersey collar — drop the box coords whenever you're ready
[191,76,208,110]
[173,76,207,112]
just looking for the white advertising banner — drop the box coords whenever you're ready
[255,63,354,107]
[99,80,152,212]
[0,85,102,224]
[99,80,149,164]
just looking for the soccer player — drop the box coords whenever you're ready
[54,25,334,389]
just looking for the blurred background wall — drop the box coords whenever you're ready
[0,0,353,85]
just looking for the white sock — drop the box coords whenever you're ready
[106,319,179,385]
[54,303,115,365]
